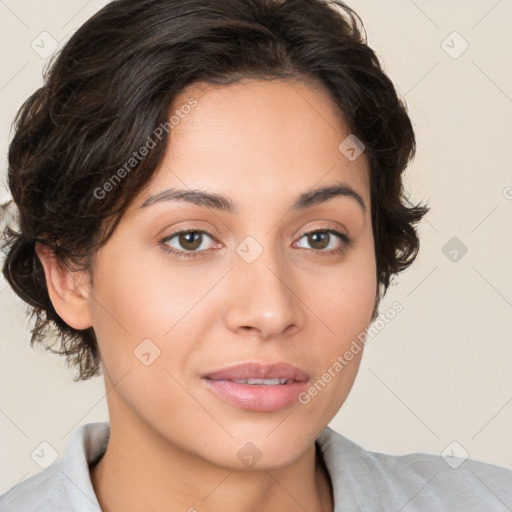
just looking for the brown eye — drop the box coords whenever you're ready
[307,231,330,250]
[160,229,218,259]
[177,231,203,251]
[294,229,352,256]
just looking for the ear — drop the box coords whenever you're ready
[34,242,93,330]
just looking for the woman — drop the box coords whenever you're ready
[0,0,510,510]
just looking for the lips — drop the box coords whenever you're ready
[201,362,310,412]
[203,362,309,382]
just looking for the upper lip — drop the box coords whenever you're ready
[202,362,310,382]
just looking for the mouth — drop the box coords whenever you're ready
[224,377,295,385]
[201,362,310,412]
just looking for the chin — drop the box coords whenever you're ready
[199,419,319,471]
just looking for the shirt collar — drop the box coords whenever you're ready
[62,421,109,511]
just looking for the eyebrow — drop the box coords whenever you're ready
[138,182,366,215]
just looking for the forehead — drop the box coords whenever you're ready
[133,78,370,213]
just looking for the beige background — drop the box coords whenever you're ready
[1,0,511,493]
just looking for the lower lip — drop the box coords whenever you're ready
[202,378,308,412]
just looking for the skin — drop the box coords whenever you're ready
[36,78,376,512]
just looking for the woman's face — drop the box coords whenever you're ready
[86,78,376,469]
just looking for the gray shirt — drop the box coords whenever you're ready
[1,421,511,511]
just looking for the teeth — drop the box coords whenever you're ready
[231,378,289,385]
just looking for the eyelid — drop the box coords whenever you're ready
[159,227,220,248]
[294,224,352,254]
[295,221,348,239]
[158,220,221,241]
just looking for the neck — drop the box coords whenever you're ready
[90,415,333,512]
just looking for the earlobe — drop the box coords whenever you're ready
[34,242,93,330]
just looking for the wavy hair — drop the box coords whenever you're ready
[1,0,429,381]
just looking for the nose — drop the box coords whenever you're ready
[222,245,306,340]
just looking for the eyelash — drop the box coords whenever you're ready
[158,227,352,260]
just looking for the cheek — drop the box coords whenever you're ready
[87,252,203,426]
[88,244,221,392]
[296,234,376,406]
[91,243,208,339]
[308,234,376,343]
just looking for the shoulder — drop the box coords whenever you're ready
[317,426,512,511]
[0,421,108,512]
[0,460,70,512]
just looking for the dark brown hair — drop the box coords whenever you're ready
[0,0,429,381]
